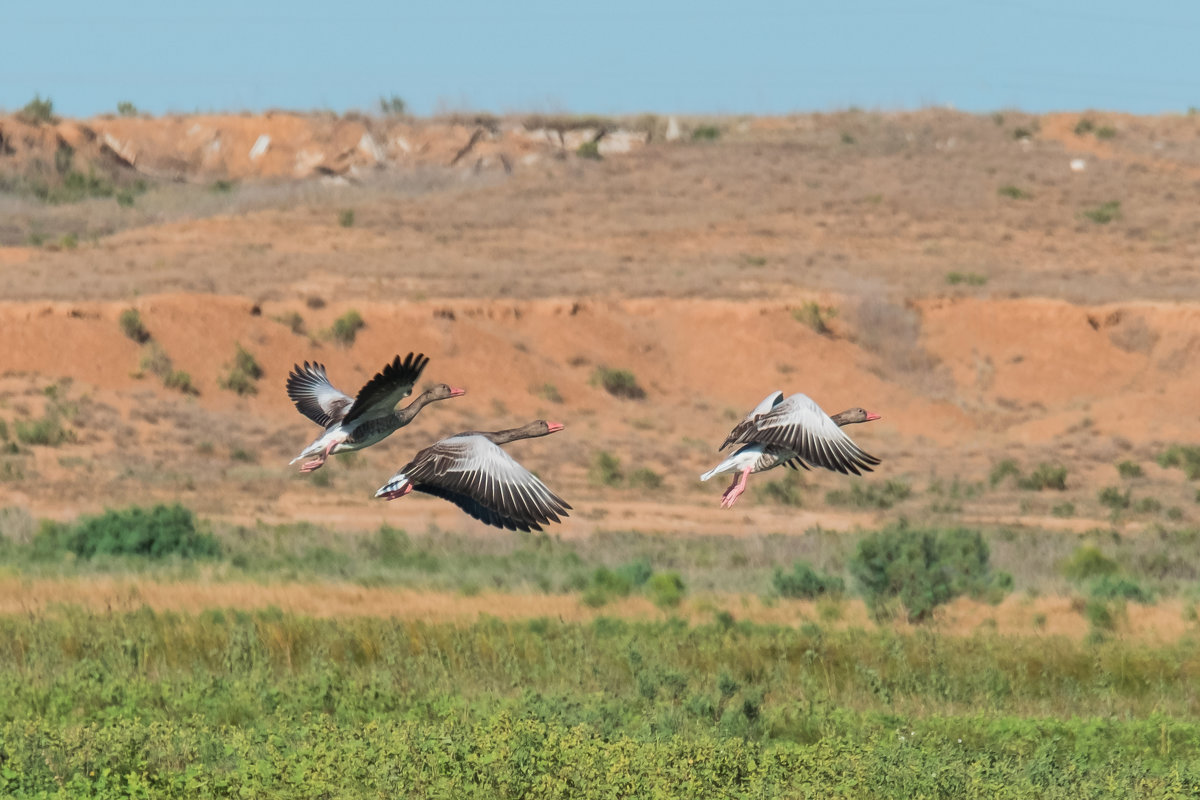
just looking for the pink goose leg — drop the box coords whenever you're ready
[720,467,753,509]
[300,441,336,473]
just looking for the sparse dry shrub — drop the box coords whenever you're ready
[1108,316,1159,354]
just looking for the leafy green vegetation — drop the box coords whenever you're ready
[1098,485,1132,511]
[379,94,407,115]
[1117,460,1143,479]
[0,612,1198,797]
[576,140,602,160]
[1060,546,1119,581]
[757,470,807,506]
[850,524,1011,621]
[329,310,365,346]
[219,343,263,396]
[792,301,837,335]
[14,410,73,447]
[989,459,1020,487]
[945,270,988,286]
[591,366,646,399]
[589,451,624,487]
[772,561,845,599]
[1082,200,1121,224]
[997,185,1029,200]
[116,100,139,117]
[627,467,663,491]
[1159,445,1200,479]
[691,125,721,141]
[338,208,355,227]
[36,503,220,559]
[1017,463,1067,491]
[825,479,911,510]
[18,93,56,124]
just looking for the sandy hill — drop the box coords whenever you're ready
[0,108,1197,537]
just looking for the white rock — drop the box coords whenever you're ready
[390,135,412,154]
[294,149,324,177]
[103,133,137,164]
[665,116,682,142]
[597,129,649,155]
[249,134,271,160]
[1069,158,1087,172]
[358,132,385,162]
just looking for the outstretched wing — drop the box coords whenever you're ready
[405,435,571,532]
[720,391,784,450]
[286,362,355,427]
[342,353,430,426]
[730,393,880,476]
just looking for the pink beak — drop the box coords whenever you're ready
[865,412,882,422]
[546,421,565,433]
[449,386,467,397]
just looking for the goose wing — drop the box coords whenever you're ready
[720,391,784,450]
[342,353,430,426]
[286,361,355,427]
[404,435,571,532]
[730,393,881,476]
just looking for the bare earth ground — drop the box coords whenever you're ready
[1,109,1199,633]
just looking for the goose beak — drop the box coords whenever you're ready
[865,412,882,422]
[546,421,565,433]
[449,386,467,397]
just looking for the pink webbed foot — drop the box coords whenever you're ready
[719,468,752,509]
[299,456,326,473]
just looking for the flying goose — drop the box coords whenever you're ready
[702,392,880,508]
[287,353,464,472]
[375,420,570,532]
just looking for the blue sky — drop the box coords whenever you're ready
[3,0,1198,117]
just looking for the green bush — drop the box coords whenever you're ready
[825,479,911,509]
[989,459,1020,487]
[338,209,355,228]
[758,470,806,506]
[691,125,720,141]
[647,572,686,607]
[119,308,151,343]
[591,366,645,399]
[997,185,1029,200]
[945,271,988,286]
[1098,486,1131,511]
[1158,445,1200,479]
[1090,575,1152,604]
[1082,200,1121,224]
[14,413,72,446]
[628,467,663,491]
[772,562,844,599]
[792,301,837,335]
[576,140,602,160]
[589,451,624,487]
[19,94,56,124]
[1060,546,1119,581]
[58,504,220,559]
[1051,502,1075,518]
[163,370,197,395]
[1017,463,1067,491]
[329,310,365,346]
[116,100,139,117]
[849,524,1009,622]
[1116,460,1143,479]
[219,344,263,396]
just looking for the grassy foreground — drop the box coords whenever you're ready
[1,611,1199,798]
